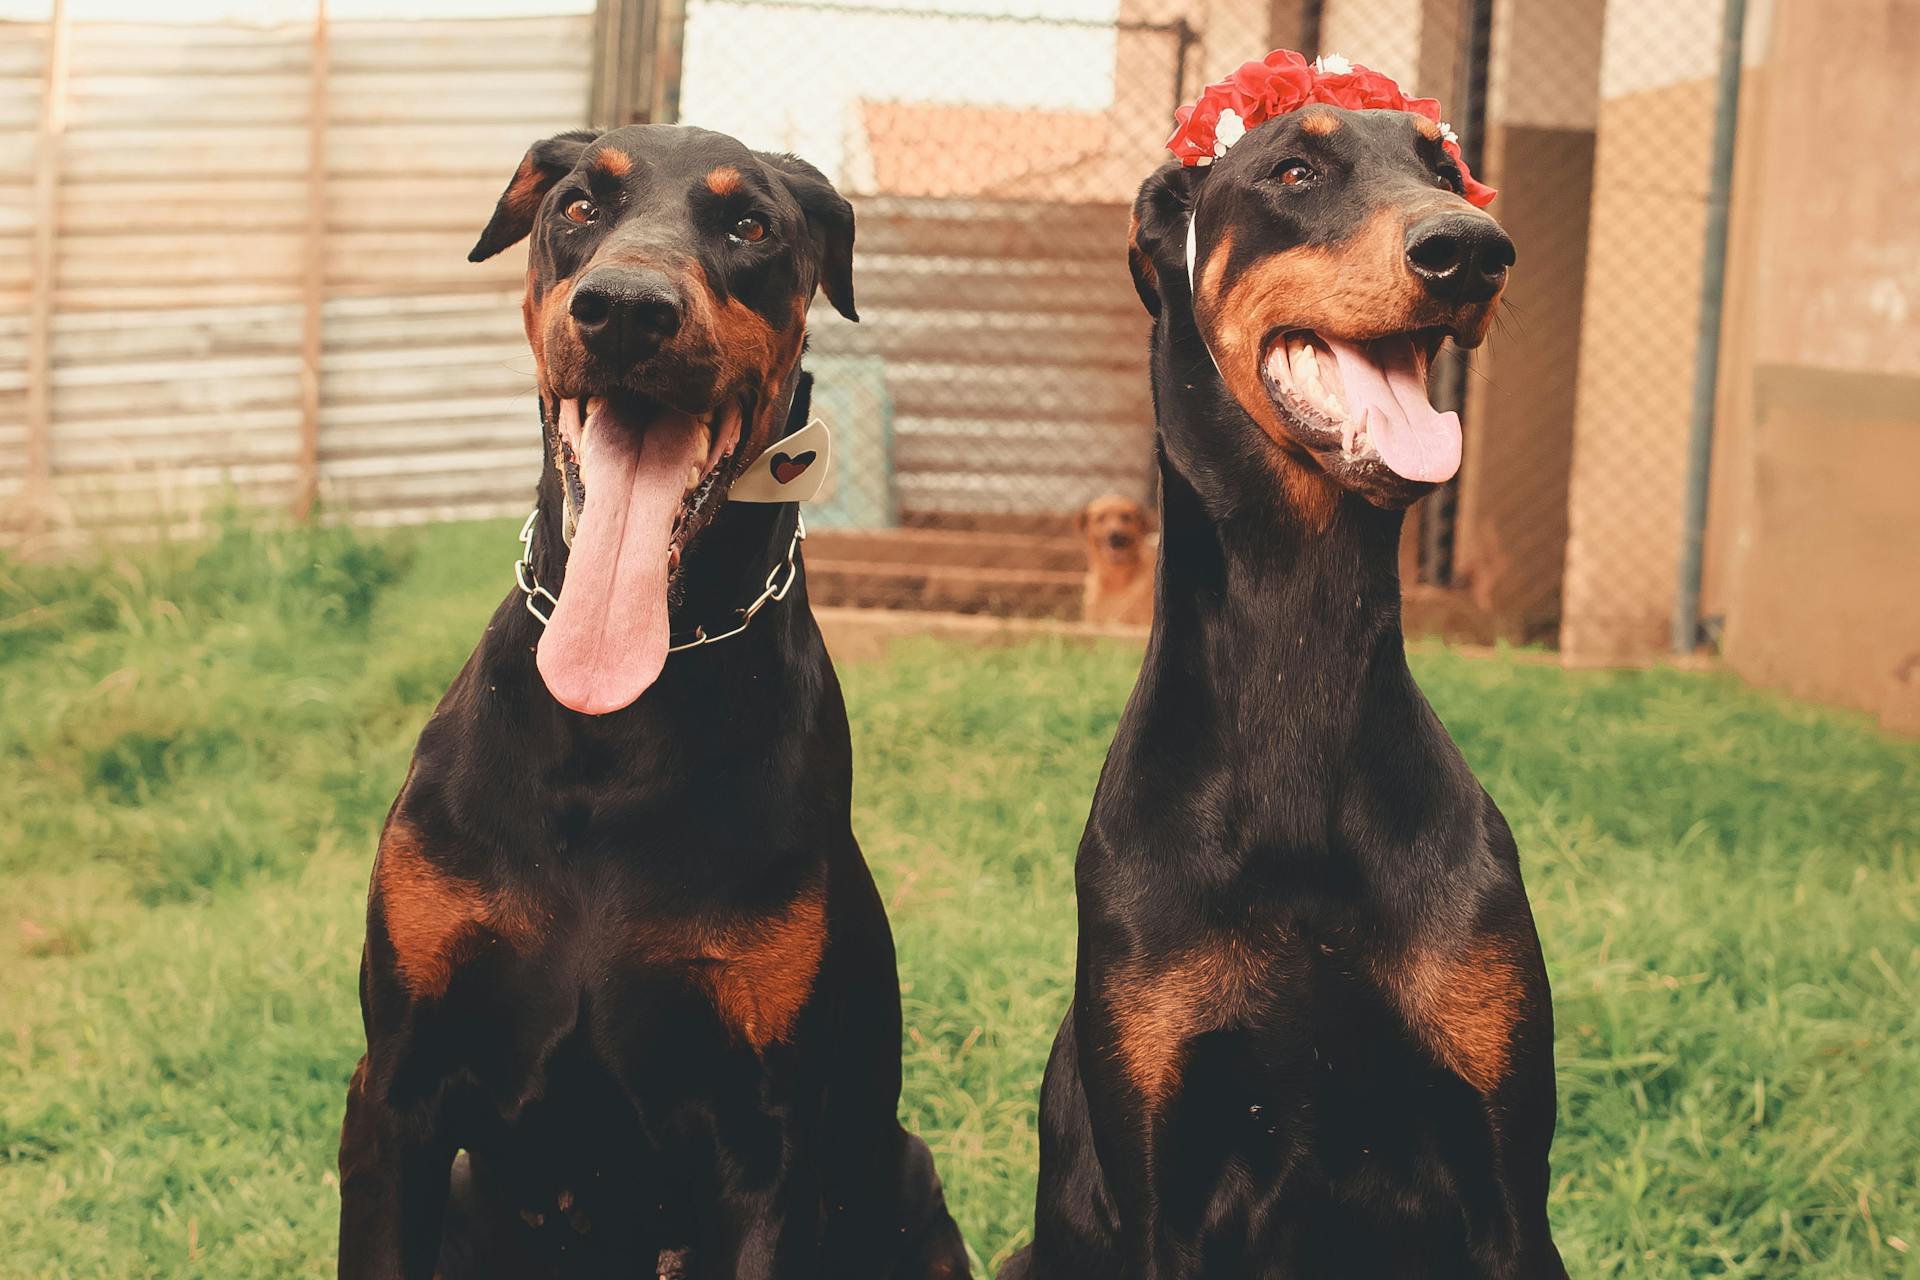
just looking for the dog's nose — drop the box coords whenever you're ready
[1405,214,1515,305]
[1106,532,1132,549]
[569,268,683,363]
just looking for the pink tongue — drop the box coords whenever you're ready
[1323,335,1462,483]
[536,402,703,715]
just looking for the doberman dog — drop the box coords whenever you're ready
[1000,103,1566,1278]
[337,125,970,1280]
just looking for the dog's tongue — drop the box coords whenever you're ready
[536,401,703,715]
[1323,335,1462,484]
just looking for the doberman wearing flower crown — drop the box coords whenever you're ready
[1000,52,1567,1279]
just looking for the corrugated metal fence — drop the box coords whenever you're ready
[809,198,1150,521]
[1,12,590,547]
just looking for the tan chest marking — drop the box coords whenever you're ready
[1106,927,1526,1107]
[1376,937,1525,1095]
[374,825,547,1000]
[1104,932,1275,1109]
[636,887,829,1052]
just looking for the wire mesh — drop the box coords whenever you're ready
[0,0,1740,654]
[666,0,1738,647]
[673,0,1188,615]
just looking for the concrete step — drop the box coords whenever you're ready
[805,556,1081,618]
[805,525,1084,573]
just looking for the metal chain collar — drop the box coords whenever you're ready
[512,505,805,655]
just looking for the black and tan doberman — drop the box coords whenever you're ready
[1002,101,1566,1278]
[337,124,969,1280]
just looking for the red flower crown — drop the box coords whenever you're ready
[1167,50,1496,208]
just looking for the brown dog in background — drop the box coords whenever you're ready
[1077,494,1154,626]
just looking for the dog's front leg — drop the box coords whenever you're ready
[337,1056,455,1280]
[1072,984,1192,1280]
[705,1167,828,1280]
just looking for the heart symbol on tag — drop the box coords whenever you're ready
[770,451,816,485]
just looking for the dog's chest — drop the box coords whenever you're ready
[374,826,829,1056]
[1100,921,1525,1112]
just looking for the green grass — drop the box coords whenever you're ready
[2,519,1917,1279]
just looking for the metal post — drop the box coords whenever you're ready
[1671,0,1747,654]
[1298,0,1322,56]
[591,0,682,128]
[651,0,687,123]
[1419,0,1491,587]
[23,0,70,540]
[295,0,329,520]
[1172,17,1197,109]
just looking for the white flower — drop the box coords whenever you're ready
[1212,108,1247,156]
[1314,53,1353,76]
[1438,121,1460,145]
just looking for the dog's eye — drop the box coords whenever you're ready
[1433,166,1463,192]
[1277,162,1317,186]
[730,215,767,244]
[563,198,597,225]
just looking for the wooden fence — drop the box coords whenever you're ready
[0,12,1153,550]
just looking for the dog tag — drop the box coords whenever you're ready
[729,417,833,503]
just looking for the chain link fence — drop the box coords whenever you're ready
[1,0,1746,654]
[666,0,1745,648]
[674,0,1193,617]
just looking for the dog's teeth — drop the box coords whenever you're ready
[1290,341,1316,382]
[1294,350,1319,387]
[685,463,702,492]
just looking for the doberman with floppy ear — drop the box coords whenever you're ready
[1000,102,1567,1279]
[337,125,969,1280]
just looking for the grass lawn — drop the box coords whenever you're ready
[2,517,1917,1279]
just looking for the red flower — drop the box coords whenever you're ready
[1446,140,1498,206]
[1166,97,1224,163]
[1165,49,1496,208]
[1236,50,1315,115]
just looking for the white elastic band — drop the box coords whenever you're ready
[1184,213,1227,381]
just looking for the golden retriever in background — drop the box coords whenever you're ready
[1076,494,1154,626]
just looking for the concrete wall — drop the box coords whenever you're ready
[1714,0,1920,733]
[1557,0,1730,663]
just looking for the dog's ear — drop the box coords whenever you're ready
[469,129,600,263]
[1137,502,1158,535]
[1074,503,1090,535]
[1128,161,1206,317]
[760,153,858,322]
